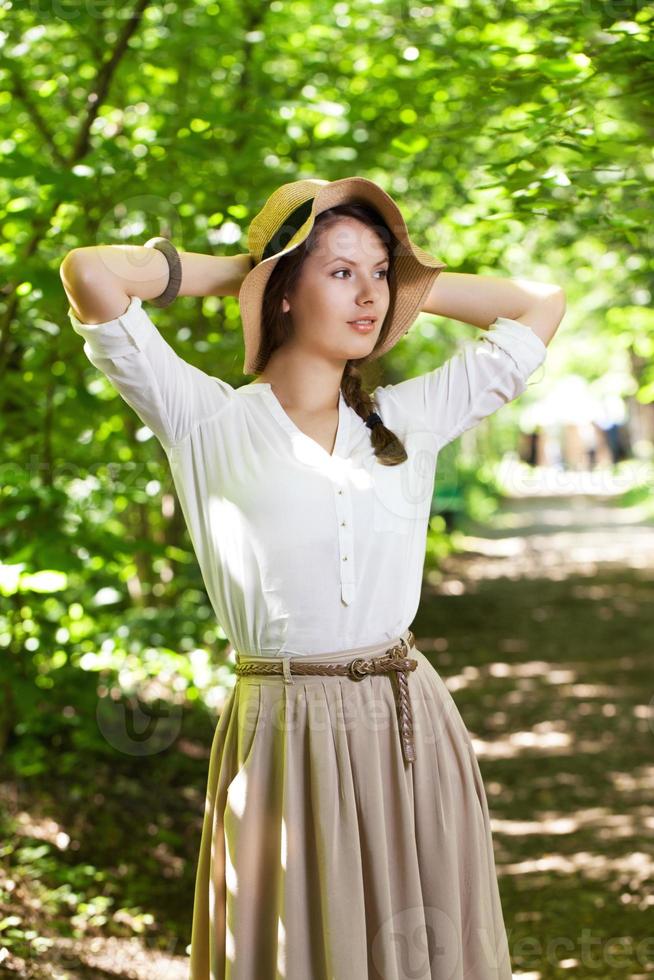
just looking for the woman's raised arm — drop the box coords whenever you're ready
[59,246,252,452]
[59,246,252,323]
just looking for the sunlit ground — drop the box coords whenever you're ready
[419,466,654,979]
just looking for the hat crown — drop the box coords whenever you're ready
[248,178,330,263]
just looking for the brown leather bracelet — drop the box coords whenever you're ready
[144,236,182,307]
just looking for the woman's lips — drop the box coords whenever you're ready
[347,319,377,333]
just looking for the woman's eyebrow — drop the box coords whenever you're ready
[324,256,390,266]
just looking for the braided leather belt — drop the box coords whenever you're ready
[234,631,418,764]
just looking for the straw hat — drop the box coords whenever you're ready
[238,176,447,375]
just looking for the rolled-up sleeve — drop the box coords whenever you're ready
[68,295,233,452]
[375,316,547,448]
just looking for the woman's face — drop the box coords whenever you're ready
[281,217,391,364]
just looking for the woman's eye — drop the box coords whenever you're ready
[333,269,388,279]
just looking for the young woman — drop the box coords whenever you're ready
[60,176,564,980]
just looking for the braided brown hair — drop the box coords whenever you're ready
[254,202,408,467]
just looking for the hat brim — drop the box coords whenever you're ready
[238,176,446,375]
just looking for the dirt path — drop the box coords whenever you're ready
[431,474,654,585]
[415,473,653,979]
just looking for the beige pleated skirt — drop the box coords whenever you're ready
[189,629,512,980]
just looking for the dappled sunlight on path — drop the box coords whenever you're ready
[428,465,654,588]
[414,470,654,978]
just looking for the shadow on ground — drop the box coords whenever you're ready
[414,487,654,979]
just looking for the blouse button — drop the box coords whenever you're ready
[341,521,346,526]
[342,555,348,561]
[337,489,343,494]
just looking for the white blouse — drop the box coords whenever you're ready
[68,296,547,657]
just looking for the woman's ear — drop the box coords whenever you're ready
[282,296,291,314]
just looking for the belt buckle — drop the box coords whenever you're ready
[348,657,369,680]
